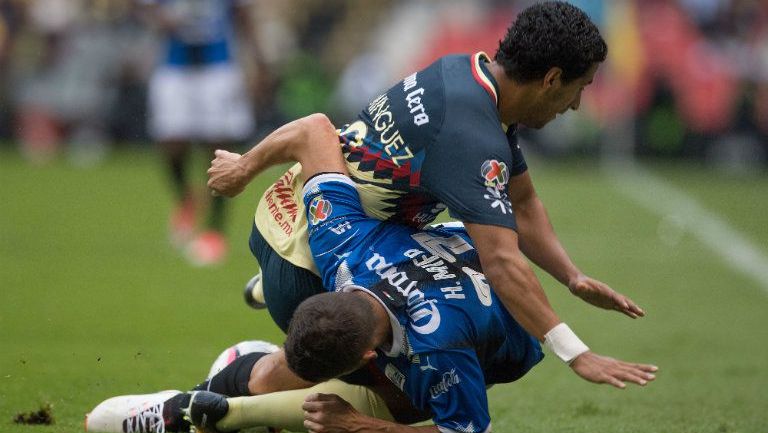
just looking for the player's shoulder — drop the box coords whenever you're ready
[439,53,499,109]
[435,53,507,145]
[409,52,497,105]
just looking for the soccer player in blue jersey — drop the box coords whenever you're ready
[88,22,662,423]
[209,1,645,385]
[139,0,259,265]
[184,114,655,433]
[85,111,656,432]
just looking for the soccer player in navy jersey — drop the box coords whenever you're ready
[85,111,656,433]
[209,1,645,386]
[187,107,654,432]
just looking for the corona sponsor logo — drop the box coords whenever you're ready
[481,159,509,190]
[366,252,441,335]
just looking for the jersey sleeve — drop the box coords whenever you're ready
[405,349,491,433]
[301,173,381,289]
[422,123,526,230]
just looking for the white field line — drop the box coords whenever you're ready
[605,162,768,294]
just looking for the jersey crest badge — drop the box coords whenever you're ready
[308,196,333,225]
[481,159,509,190]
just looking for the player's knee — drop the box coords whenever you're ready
[246,353,281,394]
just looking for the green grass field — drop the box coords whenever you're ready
[1,148,767,432]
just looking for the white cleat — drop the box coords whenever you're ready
[85,390,182,433]
[243,273,267,310]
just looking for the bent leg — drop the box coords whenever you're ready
[249,224,324,332]
[217,380,393,432]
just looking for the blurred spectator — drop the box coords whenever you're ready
[628,0,768,170]
[137,0,266,266]
[9,0,147,164]
[0,0,766,172]
[0,0,24,140]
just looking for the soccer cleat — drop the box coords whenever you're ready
[243,273,267,310]
[185,231,228,266]
[85,390,183,433]
[169,198,196,247]
[184,391,228,433]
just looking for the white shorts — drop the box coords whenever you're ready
[148,64,254,142]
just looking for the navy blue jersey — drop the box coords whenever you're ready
[302,174,543,433]
[255,52,528,274]
[338,52,527,230]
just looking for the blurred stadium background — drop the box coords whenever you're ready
[1,0,767,432]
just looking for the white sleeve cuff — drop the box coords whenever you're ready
[301,173,356,199]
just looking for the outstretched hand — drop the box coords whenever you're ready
[570,351,658,389]
[302,393,363,433]
[569,274,645,319]
[207,149,252,197]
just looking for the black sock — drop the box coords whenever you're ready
[207,194,226,231]
[192,352,268,397]
[162,393,191,432]
[168,153,188,201]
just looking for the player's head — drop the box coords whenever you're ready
[284,292,378,382]
[494,1,607,128]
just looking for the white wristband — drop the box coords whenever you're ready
[543,323,589,364]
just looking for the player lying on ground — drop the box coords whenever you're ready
[86,340,404,433]
[196,120,657,433]
[86,120,657,433]
[207,4,645,384]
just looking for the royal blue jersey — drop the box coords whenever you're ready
[302,174,543,433]
[142,0,246,66]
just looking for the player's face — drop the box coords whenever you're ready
[524,63,600,129]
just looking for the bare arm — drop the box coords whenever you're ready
[302,393,439,433]
[247,351,316,395]
[508,172,579,286]
[464,222,560,340]
[207,113,345,196]
[508,172,645,318]
[464,222,657,387]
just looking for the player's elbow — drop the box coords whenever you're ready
[293,113,339,155]
[482,249,524,280]
[299,113,337,139]
[479,247,536,293]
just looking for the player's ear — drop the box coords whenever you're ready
[542,67,563,89]
[362,350,378,362]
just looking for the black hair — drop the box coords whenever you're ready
[284,292,376,383]
[495,1,607,83]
